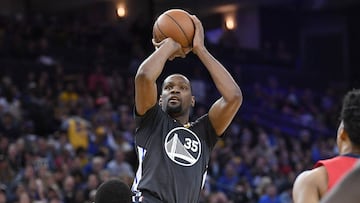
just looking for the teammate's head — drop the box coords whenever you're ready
[159,74,195,117]
[95,179,132,203]
[337,89,360,151]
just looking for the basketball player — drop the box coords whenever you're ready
[320,161,360,203]
[95,179,132,203]
[131,15,242,203]
[293,89,360,203]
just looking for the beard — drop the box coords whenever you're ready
[165,104,182,115]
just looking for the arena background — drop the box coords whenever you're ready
[0,0,359,203]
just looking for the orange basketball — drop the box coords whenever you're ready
[153,9,195,48]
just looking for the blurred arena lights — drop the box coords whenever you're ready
[224,13,236,30]
[117,3,126,18]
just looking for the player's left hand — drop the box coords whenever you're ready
[190,15,205,55]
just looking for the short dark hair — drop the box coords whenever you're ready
[161,74,193,93]
[95,179,132,203]
[340,89,360,146]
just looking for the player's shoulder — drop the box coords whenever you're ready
[293,165,328,197]
[295,166,327,185]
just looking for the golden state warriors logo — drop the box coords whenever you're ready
[164,127,201,166]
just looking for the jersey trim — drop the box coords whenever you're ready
[132,146,146,192]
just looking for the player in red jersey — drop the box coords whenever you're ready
[293,89,360,203]
[320,160,360,203]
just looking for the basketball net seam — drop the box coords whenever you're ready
[155,21,167,42]
[164,13,192,48]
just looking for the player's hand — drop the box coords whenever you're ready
[190,15,205,55]
[152,38,190,60]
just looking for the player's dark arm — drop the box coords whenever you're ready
[320,161,360,203]
[135,38,183,115]
[191,15,242,136]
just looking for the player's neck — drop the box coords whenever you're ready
[169,112,189,125]
[171,116,189,126]
[340,144,360,155]
[349,148,360,155]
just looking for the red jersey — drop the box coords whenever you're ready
[314,154,360,191]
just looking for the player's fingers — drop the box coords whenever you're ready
[183,47,192,55]
[152,38,161,48]
[179,49,187,58]
[190,15,202,28]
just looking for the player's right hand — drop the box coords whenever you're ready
[152,38,191,60]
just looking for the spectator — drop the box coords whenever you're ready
[106,148,134,179]
[258,183,281,203]
[61,115,90,151]
[62,175,76,203]
[217,162,239,197]
[207,191,229,203]
[87,65,109,96]
[58,82,79,106]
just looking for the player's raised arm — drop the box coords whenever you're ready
[135,38,183,115]
[190,15,243,136]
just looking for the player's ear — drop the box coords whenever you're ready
[191,96,195,107]
[339,127,349,141]
[338,121,350,143]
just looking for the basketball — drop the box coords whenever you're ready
[153,9,195,48]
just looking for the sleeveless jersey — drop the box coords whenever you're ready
[314,154,360,191]
[132,105,218,203]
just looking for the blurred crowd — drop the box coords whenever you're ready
[0,13,348,203]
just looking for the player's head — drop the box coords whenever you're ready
[95,179,132,203]
[159,74,195,117]
[337,89,360,152]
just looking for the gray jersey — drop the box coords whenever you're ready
[132,105,218,203]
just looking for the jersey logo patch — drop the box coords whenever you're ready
[164,127,201,166]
